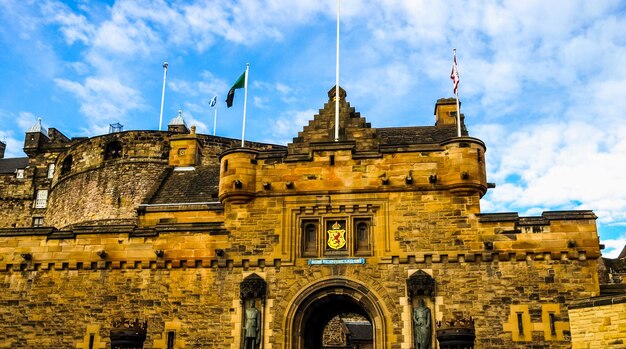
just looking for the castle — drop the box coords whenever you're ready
[0,87,619,348]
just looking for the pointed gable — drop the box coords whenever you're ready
[287,86,379,158]
[285,86,462,161]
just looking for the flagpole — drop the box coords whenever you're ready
[213,94,218,136]
[159,62,168,131]
[453,49,461,137]
[241,63,250,147]
[334,0,340,142]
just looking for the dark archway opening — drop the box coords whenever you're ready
[287,279,387,349]
[300,294,372,349]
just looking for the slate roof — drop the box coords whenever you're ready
[0,158,29,174]
[27,119,47,134]
[376,125,460,145]
[150,165,220,204]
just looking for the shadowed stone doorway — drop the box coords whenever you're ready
[285,278,387,349]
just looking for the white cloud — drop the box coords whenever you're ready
[40,0,95,45]
[602,236,626,259]
[55,77,145,134]
[261,108,317,145]
[0,130,24,158]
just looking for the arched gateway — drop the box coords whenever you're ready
[284,278,389,349]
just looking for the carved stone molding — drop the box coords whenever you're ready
[240,273,267,300]
[407,270,435,297]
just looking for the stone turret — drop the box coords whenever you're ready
[23,118,49,156]
[168,110,190,134]
[439,137,488,197]
[435,98,466,134]
[168,125,202,167]
[218,148,258,204]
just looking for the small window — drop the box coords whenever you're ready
[104,141,123,160]
[302,221,318,257]
[549,313,557,336]
[166,331,176,349]
[47,164,55,178]
[32,217,44,227]
[223,159,229,173]
[354,219,371,255]
[35,190,48,209]
[88,333,95,349]
[61,155,73,175]
[16,169,25,179]
[517,312,524,335]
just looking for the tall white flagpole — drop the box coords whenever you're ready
[453,49,462,137]
[334,0,340,142]
[213,94,218,136]
[159,62,168,131]
[241,63,250,147]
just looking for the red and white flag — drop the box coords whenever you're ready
[450,51,459,95]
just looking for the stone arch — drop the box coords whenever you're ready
[283,277,390,349]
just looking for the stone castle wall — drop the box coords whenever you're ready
[568,294,626,348]
[0,242,599,349]
[46,161,169,228]
[0,174,33,227]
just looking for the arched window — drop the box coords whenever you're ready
[104,141,123,160]
[302,221,318,257]
[354,219,371,255]
[61,155,73,175]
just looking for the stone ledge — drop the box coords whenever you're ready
[477,212,519,222]
[478,210,597,224]
[542,210,597,220]
[0,249,601,273]
[568,293,626,309]
[0,227,53,237]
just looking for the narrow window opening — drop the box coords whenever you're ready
[61,155,73,175]
[88,333,95,349]
[354,219,371,255]
[517,313,524,335]
[35,190,48,209]
[47,163,55,178]
[104,141,123,160]
[166,331,175,349]
[303,221,318,256]
[32,217,44,227]
[549,313,556,336]
[223,160,229,173]
[329,154,335,166]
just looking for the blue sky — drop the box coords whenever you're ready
[1,0,625,257]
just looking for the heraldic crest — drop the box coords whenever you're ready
[327,221,346,250]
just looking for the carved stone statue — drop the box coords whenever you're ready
[413,298,431,349]
[244,301,260,349]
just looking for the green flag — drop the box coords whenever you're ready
[226,71,246,108]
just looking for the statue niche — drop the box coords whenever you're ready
[407,270,435,349]
[240,273,267,349]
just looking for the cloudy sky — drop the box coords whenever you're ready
[1,0,625,257]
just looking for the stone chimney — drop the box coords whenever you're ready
[0,140,5,159]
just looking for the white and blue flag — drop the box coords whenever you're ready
[209,95,218,108]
